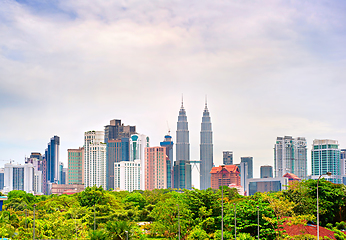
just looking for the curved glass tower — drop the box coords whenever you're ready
[200,101,213,190]
[176,101,190,162]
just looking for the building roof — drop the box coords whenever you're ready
[210,165,239,174]
[283,173,301,180]
[280,219,338,239]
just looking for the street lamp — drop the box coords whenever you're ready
[257,206,259,240]
[25,204,27,229]
[125,230,128,240]
[317,172,332,240]
[234,203,237,240]
[33,204,36,240]
[93,204,96,232]
[221,164,225,240]
[177,204,180,240]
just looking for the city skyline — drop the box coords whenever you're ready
[1,1,346,178]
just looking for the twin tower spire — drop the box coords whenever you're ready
[176,97,213,190]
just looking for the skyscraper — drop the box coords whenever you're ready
[160,134,173,189]
[241,157,253,179]
[131,134,150,190]
[145,147,167,190]
[67,147,84,185]
[4,163,35,194]
[200,101,213,190]
[223,151,233,165]
[104,119,136,190]
[173,160,191,189]
[84,131,107,188]
[114,160,141,192]
[45,136,60,184]
[311,139,341,184]
[274,136,307,179]
[176,100,190,162]
[260,165,273,178]
[340,149,346,176]
[104,119,136,144]
[175,100,190,189]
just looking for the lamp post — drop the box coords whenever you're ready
[125,230,128,240]
[257,206,259,240]
[25,204,27,229]
[317,172,332,240]
[221,164,225,240]
[93,205,96,232]
[177,204,180,240]
[33,204,36,240]
[234,203,237,240]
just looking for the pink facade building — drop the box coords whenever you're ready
[145,147,167,190]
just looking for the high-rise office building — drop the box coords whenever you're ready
[45,136,60,184]
[160,134,173,189]
[67,147,84,185]
[145,147,167,190]
[274,136,307,179]
[3,163,35,194]
[104,119,136,144]
[0,168,4,191]
[241,157,253,179]
[173,160,191,189]
[106,139,122,189]
[311,139,341,184]
[340,149,346,176]
[200,102,213,190]
[176,100,190,162]
[223,151,233,165]
[104,119,136,190]
[260,165,273,178]
[239,162,248,190]
[84,131,107,188]
[131,134,150,190]
[59,163,67,185]
[175,100,190,190]
[114,160,141,192]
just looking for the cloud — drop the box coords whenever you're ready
[1,0,346,176]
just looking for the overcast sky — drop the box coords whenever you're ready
[1,0,346,177]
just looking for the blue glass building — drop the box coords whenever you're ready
[160,134,174,188]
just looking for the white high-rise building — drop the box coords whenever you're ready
[34,171,42,194]
[114,160,141,192]
[84,131,107,188]
[4,163,35,194]
[130,134,150,190]
[274,136,307,179]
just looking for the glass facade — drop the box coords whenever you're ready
[160,135,173,189]
[223,151,233,165]
[311,139,341,184]
[68,148,84,185]
[173,160,191,189]
[241,157,253,179]
[200,103,213,190]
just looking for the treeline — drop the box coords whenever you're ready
[0,179,346,239]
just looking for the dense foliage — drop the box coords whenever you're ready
[0,179,345,239]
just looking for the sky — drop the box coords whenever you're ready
[1,0,346,178]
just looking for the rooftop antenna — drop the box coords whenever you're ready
[166,121,171,135]
[181,94,184,107]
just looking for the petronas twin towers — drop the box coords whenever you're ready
[176,98,213,190]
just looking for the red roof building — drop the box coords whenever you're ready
[280,218,339,239]
[283,173,301,185]
[210,165,240,189]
